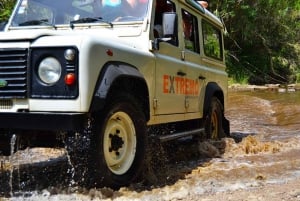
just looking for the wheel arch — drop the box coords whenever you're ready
[90,62,150,121]
[203,82,224,116]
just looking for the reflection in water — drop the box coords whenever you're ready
[227,90,300,140]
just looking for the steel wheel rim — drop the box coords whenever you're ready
[103,111,136,175]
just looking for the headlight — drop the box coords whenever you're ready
[38,57,62,85]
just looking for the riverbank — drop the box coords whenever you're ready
[228,83,300,92]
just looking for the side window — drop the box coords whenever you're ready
[154,0,176,39]
[202,21,223,60]
[181,9,200,53]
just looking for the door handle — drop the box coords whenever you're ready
[177,71,186,76]
[199,75,206,80]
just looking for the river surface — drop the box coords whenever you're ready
[228,90,300,141]
[1,90,300,200]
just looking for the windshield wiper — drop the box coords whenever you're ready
[19,19,56,28]
[70,17,113,28]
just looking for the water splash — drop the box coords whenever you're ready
[9,134,17,197]
[61,132,76,188]
[62,117,93,189]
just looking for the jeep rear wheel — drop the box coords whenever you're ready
[205,97,225,140]
[91,94,147,188]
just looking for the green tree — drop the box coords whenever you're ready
[210,0,300,84]
[0,0,16,22]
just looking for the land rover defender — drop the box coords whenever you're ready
[0,0,229,188]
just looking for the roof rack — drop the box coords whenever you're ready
[185,0,208,14]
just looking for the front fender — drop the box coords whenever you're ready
[203,82,224,117]
[90,62,145,112]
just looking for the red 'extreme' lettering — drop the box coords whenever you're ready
[163,75,200,96]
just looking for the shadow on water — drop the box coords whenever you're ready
[0,150,71,197]
[0,135,232,198]
[0,133,256,198]
[136,137,226,189]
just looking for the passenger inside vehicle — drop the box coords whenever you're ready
[182,10,194,50]
[100,0,148,21]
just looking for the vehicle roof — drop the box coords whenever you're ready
[178,0,223,28]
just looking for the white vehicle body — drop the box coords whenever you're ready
[0,0,229,187]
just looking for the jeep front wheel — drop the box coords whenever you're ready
[91,94,147,188]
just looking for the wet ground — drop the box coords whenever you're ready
[1,89,300,200]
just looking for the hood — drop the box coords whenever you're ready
[0,28,117,41]
[0,26,144,48]
[0,29,59,42]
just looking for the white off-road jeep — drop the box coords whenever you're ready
[0,0,229,188]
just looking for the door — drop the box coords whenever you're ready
[154,42,187,115]
[180,8,205,113]
[153,0,187,115]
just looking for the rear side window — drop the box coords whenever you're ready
[202,21,223,60]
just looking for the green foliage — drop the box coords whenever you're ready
[0,0,16,22]
[296,73,300,83]
[211,0,300,84]
[203,21,222,59]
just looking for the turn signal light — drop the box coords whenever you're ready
[64,73,76,85]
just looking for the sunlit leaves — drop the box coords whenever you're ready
[0,0,16,22]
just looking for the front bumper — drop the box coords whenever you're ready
[0,112,87,131]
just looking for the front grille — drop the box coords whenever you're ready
[0,99,13,109]
[0,48,28,99]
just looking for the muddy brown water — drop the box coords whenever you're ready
[1,90,300,200]
[228,90,300,140]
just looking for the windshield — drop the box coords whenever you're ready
[10,0,149,27]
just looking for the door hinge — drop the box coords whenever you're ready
[153,98,158,109]
[185,97,189,108]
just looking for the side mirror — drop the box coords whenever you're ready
[150,12,177,51]
[162,12,177,37]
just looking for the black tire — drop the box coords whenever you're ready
[205,97,226,140]
[90,94,147,188]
